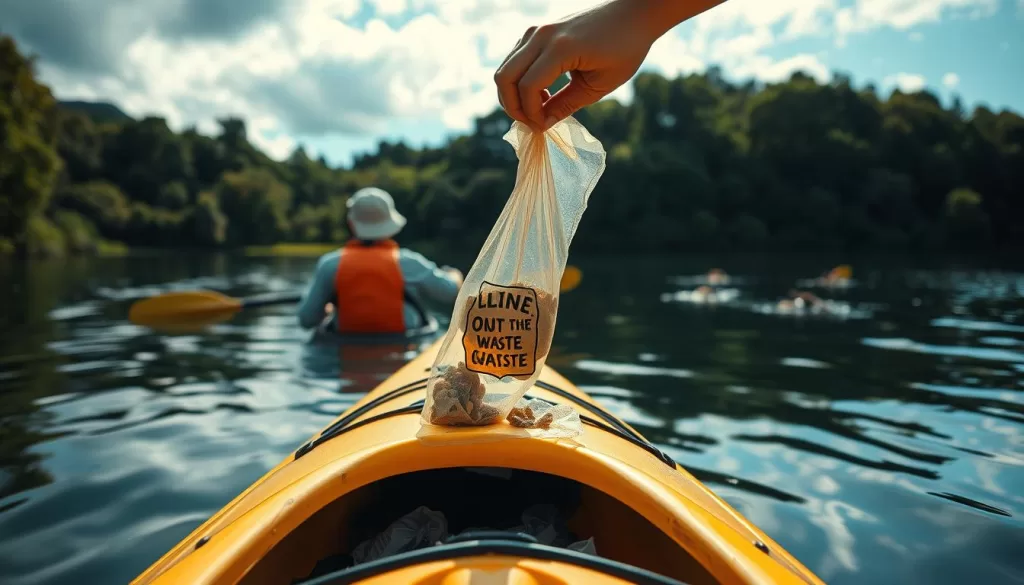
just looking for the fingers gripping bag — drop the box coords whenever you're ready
[421,117,606,439]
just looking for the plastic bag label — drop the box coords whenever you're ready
[463,282,538,378]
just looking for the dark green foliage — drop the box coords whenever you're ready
[0,36,63,257]
[3,33,1023,258]
[25,215,65,258]
[53,210,100,254]
[943,188,992,248]
[54,181,132,234]
[158,181,190,210]
[185,192,228,246]
[58,100,131,124]
[214,168,293,245]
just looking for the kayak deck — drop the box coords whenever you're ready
[132,341,823,585]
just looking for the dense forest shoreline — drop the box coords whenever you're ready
[3,35,1022,260]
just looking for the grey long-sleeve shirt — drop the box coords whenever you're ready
[297,248,461,330]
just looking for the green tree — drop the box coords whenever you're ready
[0,36,62,258]
[6,41,1024,256]
[214,168,293,244]
[55,181,132,236]
[53,210,99,253]
[25,215,65,258]
[158,181,189,210]
[185,191,228,246]
[943,188,992,248]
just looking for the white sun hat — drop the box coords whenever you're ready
[346,187,407,240]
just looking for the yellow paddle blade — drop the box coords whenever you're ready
[128,290,244,329]
[829,265,853,280]
[560,265,582,293]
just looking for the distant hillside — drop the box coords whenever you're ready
[59,100,132,123]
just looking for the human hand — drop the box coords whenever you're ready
[442,266,465,287]
[324,302,335,316]
[494,0,724,131]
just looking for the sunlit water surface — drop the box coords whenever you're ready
[1,253,1022,585]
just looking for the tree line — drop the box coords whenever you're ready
[2,35,1022,259]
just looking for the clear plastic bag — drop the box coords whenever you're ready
[421,117,606,434]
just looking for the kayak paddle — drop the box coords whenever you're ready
[128,290,301,329]
[560,265,582,293]
[129,266,583,330]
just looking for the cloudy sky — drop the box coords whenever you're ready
[4,0,1022,165]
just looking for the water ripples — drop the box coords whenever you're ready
[1,256,1023,585]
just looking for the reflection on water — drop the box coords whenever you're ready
[1,253,1023,585]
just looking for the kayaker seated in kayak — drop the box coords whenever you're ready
[297,187,464,333]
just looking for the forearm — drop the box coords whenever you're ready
[297,264,335,329]
[297,296,327,329]
[625,0,727,40]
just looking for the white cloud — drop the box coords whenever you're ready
[710,27,775,60]
[643,32,706,78]
[943,72,961,88]
[883,72,927,93]
[693,0,837,38]
[734,53,831,84]
[373,0,408,16]
[9,0,1006,163]
[837,0,998,39]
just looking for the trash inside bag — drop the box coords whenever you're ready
[506,398,581,439]
[351,506,447,565]
[422,117,606,435]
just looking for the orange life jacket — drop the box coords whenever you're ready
[334,239,406,334]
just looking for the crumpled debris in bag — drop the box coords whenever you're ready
[427,371,583,436]
[506,398,582,438]
[426,362,502,426]
[351,506,447,565]
[507,403,553,429]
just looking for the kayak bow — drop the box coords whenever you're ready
[131,340,822,585]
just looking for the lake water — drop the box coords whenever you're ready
[1,252,1022,585]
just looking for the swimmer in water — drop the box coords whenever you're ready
[707,268,729,286]
[776,290,827,313]
[693,285,715,303]
[819,265,852,288]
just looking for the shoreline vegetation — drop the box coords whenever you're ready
[3,35,1022,262]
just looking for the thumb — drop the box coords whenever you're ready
[541,78,601,129]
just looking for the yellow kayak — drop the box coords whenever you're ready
[131,340,823,585]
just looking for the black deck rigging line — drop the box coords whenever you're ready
[316,378,429,438]
[296,538,691,585]
[295,390,676,469]
[295,375,676,468]
[296,401,426,459]
[530,381,677,467]
[533,380,647,442]
[577,413,677,468]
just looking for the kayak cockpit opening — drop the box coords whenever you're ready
[238,467,719,585]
